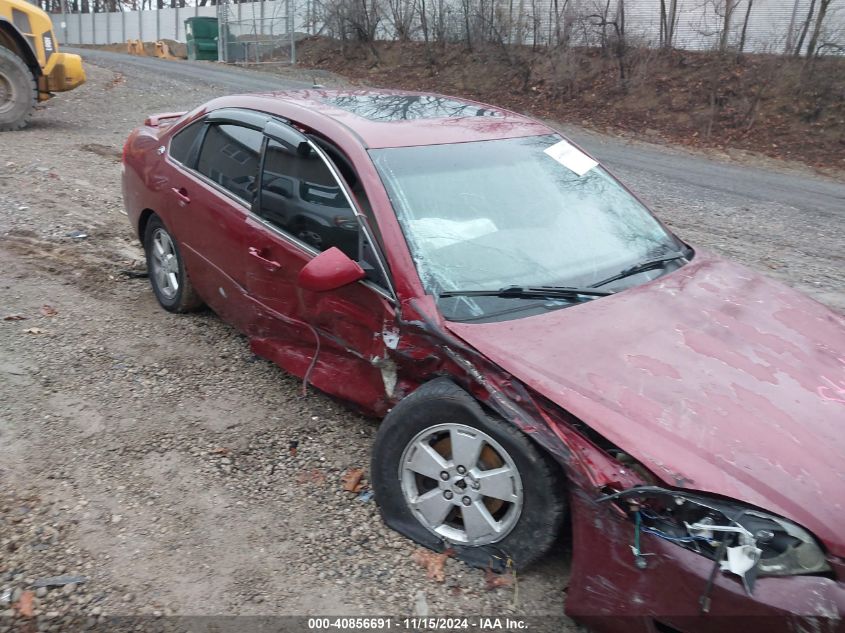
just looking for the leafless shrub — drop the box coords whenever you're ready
[313,0,381,45]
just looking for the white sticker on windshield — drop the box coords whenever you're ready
[543,140,598,177]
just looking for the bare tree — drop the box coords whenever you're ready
[806,0,837,57]
[784,0,802,52]
[550,0,570,47]
[741,57,778,132]
[418,0,429,43]
[719,0,740,51]
[737,0,754,54]
[386,0,416,40]
[587,0,628,86]
[460,0,472,49]
[659,0,678,49]
[529,0,540,47]
[793,0,818,55]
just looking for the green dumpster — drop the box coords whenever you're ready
[185,17,219,61]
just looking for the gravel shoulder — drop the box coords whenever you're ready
[0,50,843,629]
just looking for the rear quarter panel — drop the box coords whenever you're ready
[122,125,169,241]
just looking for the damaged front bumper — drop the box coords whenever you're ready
[566,490,845,633]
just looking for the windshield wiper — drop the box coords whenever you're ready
[439,285,614,300]
[590,248,692,289]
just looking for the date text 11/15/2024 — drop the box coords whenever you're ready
[307,617,529,630]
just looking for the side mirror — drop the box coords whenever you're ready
[298,247,365,292]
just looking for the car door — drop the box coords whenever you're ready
[166,114,266,333]
[242,121,398,415]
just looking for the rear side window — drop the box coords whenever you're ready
[197,124,264,203]
[169,120,204,166]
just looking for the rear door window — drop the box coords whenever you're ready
[168,120,205,166]
[197,124,264,203]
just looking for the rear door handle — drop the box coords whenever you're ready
[248,247,282,272]
[171,187,191,206]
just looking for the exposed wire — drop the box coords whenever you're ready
[634,509,642,555]
[700,538,729,614]
[301,321,322,397]
[246,297,322,397]
[596,485,678,503]
[641,525,713,544]
[638,507,663,519]
[636,508,717,544]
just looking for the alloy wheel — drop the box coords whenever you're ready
[150,228,180,300]
[399,423,523,546]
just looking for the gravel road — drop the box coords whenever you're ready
[0,49,843,630]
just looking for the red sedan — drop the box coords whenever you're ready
[122,90,845,631]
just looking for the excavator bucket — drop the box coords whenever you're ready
[154,41,179,60]
[127,40,147,56]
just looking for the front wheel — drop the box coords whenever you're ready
[0,47,37,132]
[371,378,566,571]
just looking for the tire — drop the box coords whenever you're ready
[0,47,37,132]
[143,215,204,313]
[371,378,566,571]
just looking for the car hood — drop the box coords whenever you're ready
[445,251,845,556]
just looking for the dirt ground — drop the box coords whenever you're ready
[0,50,843,630]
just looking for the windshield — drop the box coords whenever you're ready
[370,134,685,321]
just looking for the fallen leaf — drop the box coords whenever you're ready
[16,590,34,618]
[484,567,513,591]
[210,447,230,456]
[341,467,364,493]
[411,548,451,583]
[3,314,26,321]
[40,305,58,317]
[23,327,45,334]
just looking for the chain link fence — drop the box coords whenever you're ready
[218,0,296,63]
[49,0,305,65]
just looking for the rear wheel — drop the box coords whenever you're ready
[143,215,203,313]
[0,47,37,132]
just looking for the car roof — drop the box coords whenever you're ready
[241,89,555,149]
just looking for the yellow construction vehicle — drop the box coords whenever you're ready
[0,0,85,130]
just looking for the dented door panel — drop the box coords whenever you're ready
[242,213,398,415]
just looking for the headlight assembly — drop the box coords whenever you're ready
[598,486,831,597]
[731,510,829,576]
